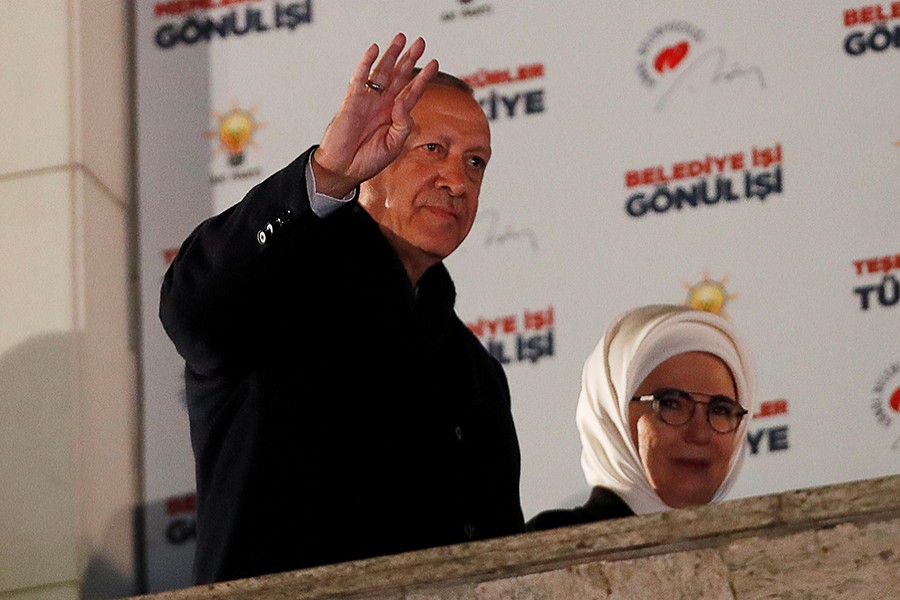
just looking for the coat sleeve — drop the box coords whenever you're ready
[159,146,350,374]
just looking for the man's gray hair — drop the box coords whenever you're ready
[412,67,474,96]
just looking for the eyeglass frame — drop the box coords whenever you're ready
[630,388,748,434]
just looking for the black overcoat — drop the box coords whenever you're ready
[160,147,524,583]
[525,487,634,532]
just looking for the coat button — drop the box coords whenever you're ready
[256,230,267,245]
[463,522,475,539]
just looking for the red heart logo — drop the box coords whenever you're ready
[654,41,690,73]
[890,387,900,413]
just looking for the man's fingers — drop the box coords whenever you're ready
[368,33,406,86]
[349,43,380,91]
[387,59,435,156]
[388,36,426,95]
[397,59,438,114]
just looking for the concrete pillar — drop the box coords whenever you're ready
[0,2,138,598]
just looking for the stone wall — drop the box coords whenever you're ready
[133,475,900,599]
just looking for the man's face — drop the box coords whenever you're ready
[628,351,741,508]
[361,84,491,266]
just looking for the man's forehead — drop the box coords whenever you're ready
[412,87,490,142]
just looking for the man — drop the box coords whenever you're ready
[159,34,524,584]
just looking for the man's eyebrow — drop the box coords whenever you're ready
[468,144,492,156]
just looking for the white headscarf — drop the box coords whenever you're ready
[575,304,756,514]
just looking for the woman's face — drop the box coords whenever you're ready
[629,351,740,508]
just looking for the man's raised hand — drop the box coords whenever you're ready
[312,34,438,198]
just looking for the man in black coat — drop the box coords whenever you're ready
[159,34,524,584]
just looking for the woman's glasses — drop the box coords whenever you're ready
[631,388,747,434]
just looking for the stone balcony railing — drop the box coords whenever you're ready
[133,474,900,599]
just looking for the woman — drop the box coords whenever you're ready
[528,304,755,530]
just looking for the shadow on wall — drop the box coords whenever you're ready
[137,493,196,594]
[82,503,143,599]
[0,332,77,593]
[64,488,195,597]
[0,333,138,598]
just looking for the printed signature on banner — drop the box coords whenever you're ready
[655,47,766,111]
[634,21,767,112]
[473,208,539,251]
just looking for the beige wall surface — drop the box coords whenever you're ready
[0,1,137,599]
[129,475,900,600]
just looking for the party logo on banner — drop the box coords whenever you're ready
[152,0,313,50]
[869,361,900,450]
[747,399,791,457]
[623,142,784,218]
[635,21,766,111]
[842,3,900,56]
[207,104,265,185]
[851,252,900,311]
[683,271,738,317]
[440,0,493,22]
[467,306,555,365]
[460,63,546,122]
[636,21,705,87]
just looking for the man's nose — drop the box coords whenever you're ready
[436,159,466,197]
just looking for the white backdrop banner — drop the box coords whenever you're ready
[136,0,900,592]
